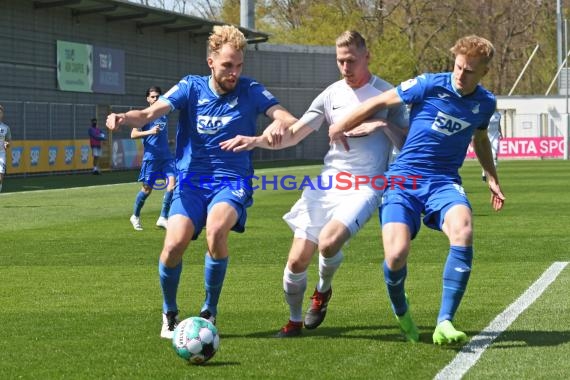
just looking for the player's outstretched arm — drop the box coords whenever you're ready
[220,123,313,152]
[473,129,505,211]
[106,101,170,131]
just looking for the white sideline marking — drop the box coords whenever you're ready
[434,261,569,380]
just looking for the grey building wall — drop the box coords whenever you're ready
[0,0,338,169]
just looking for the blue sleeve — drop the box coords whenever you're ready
[248,80,279,115]
[162,76,194,111]
[396,74,431,105]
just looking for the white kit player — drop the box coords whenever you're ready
[0,104,12,193]
[482,110,501,182]
[220,30,409,337]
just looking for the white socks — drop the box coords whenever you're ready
[283,267,307,322]
[317,250,344,292]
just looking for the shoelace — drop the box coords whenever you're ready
[284,321,302,332]
[310,292,326,308]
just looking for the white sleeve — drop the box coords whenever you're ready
[298,91,327,131]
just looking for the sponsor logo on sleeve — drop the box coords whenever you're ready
[400,78,418,91]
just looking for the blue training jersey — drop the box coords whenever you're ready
[161,75,279,178]
[392,72,496,177]
[140,115,173,161]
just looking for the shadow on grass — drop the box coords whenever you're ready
[490,330,570,348]
[221,324,439,344]
[429,330,570,352]
[185,361,241,367]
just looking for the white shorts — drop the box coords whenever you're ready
[91,147,102,157]
[283,185,381,244]
[0,153,6,174]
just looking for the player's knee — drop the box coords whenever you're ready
[447,221,473,245]
[318,237,342,257]
[206,226,229,250]
[160,241,186,265]
[287,257,310,273]
[384,250,408,270]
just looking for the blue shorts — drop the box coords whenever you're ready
[138,159,176,188]
[169,180,253,240]
[379,175,471,239]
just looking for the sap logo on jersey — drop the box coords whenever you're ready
[155,121,167,131]
[197,116,232,135]
[431,111,470,135]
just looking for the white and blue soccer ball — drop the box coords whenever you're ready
[172,317,219,364]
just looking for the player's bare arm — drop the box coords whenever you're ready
[263,104,298,146]
[328,88,402,144]
[473,128,506,211]
[220,123,313,153]
[344,118,408,149]
[107,100,170,131]
[130,126,160,139]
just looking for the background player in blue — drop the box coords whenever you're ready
[330,35,506,345]
[106,25,297,339]
[129,86,176,231]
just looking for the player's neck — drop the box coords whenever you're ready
[208,76,227,96]
[345,72,373,89]
[450,73,477,96]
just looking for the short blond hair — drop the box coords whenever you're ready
[208,25,247,55]
[336,30,367,50]
[450,35,495,64]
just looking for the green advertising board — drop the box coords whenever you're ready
[56,40,93,92]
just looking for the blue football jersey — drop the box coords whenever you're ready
[392,72,496,177]
[140,115,173,161]
[161,75,279,179]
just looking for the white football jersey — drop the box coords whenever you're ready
[0,122,11,154]
[487,111,501,137]
[298,76,408,187]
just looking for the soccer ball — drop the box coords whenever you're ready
[172,317,219,364]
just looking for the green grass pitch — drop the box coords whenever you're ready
[0,160,568,379]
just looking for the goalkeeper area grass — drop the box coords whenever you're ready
[0,160,568,379]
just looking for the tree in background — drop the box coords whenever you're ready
[132,0,558,95]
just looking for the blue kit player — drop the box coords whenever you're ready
[106,25,297,339]
[129,86,176,231]
[330,35,506,345]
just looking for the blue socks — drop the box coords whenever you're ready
[438,245,473,324]
[161,190,173,218]
[202,255,228,316]
[133,191,149,217]
[383,261,408,316]
[159,261,182,313]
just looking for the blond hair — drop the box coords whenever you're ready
[335,30,367,50]
[208,25,247,55]
[450,35,495,64]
